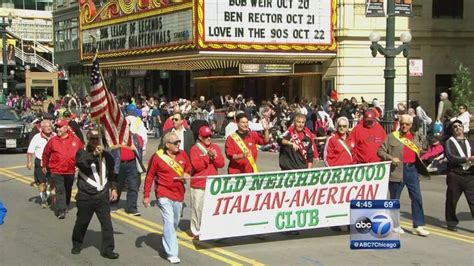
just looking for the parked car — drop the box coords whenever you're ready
[0,104,30,151]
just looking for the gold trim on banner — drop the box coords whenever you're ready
[196,0,337,52]
[82,44,196,60]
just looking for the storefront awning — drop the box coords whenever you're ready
[85,51,336,71]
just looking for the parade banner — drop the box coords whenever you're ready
[200,162,391,240]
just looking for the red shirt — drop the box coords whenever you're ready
[402,132,417,163]
[120,135,144,161]
[144,150,192,202]
[190,141,225,188]
[348,121,387,164]
[324,133,353,166]
[42,131,84,175]
[162,117,190,132]
[225,131,265,174]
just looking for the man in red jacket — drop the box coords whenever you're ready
[348,110,387,164]
[143,132,192,264]
[189,126,225,239]
[42,119,84,219]
[225,113,269,174]
[324,117,353,166]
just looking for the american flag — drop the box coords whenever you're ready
[90,59,131,148]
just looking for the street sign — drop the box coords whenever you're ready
[366,0,385,17]
[409,59,423,76]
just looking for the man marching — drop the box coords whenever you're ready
[278,113,317,170]
[26,120,55,208]
[143,132,192,264]
[189,126,225,239]
[71,130,119,259]
[225,113,269,174]
[324,117,353,167]
[42,119,84,219]
[349,110,387,164]
[378,114,430,236]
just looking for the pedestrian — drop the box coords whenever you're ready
[443,120,474,232]
[161,113,195,156]
[378,114,430,236]
[126,105,148,155]
[324,117,353,166]
[348,110,387,164]
[225,113,270,174]
[189,126,225,239]
[26,120,55,208]
[42,119,84,219]
[451,104,471,135]
[436,92,453,122]
[63,110,85,144]
[110,133,145,216]
[143,132,192,264]
[71,130,119,259]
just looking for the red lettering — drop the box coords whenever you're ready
[366,184,379,199]
[326,187,338,204]
[259,193,272,210]
[242,195,253,212]
[221,196,234,215]
[317,188,328,205]
[288,190,301,207]
[303,189,317,206]
[345,186,358,202]
[252,193,262,211]
[355,185,366,200]
[213,197,223,215]
[271,191,286,209]
[229,195,242,214]
[338,186,347,203]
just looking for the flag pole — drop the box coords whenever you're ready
[91,38,104,165]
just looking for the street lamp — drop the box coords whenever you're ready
[369,0,411,120]
[1,12,13,104]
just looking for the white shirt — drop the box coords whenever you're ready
[27,132,54,160]
[454,111,471,133]
[172,127,186,150]
[126,115,148,149]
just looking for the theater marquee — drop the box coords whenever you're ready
[197,0,337,52]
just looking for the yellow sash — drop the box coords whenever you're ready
[156,149,185,176]
[392,131,421,155]
[230,132,259,173]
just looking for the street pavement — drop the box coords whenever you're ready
[0,137,473,265]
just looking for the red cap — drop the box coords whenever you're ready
[55,119,69,127]
[364,110,376,121]
[199,126,213,138]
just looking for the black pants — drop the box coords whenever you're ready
[445,172,474,226]
[50,174,74,215]
[72,193,115,254]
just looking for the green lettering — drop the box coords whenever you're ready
[275,212,285,230]
[264,175,278,189]
[210,178,221,195]
[342,167,355,183]
[374,164,386,180]
[354,166,365,182]
[329,168,342,184]
[234,176,246,192]
[307,171,320,185]
[296,210,307,228]
[249,175,265,191]
[295,171,309,187]
[284,173,296,187]
[285,211,296,229]
[221,177,233,193]
[320,169,331,185]
[308,209,319,226]
[365,165,376,181]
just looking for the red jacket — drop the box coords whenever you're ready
[42,131,84,175]
[348,121,387,163]
[225,131,265,174]
[144,150,192,202]
[324,134,353,166]
[190,141,225,188]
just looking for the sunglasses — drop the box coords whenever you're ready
[168,140,181,145]
[452,124,463,129]
[400,122,412,126]
[338,124,348,128]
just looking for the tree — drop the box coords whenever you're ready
[451,62,473,110]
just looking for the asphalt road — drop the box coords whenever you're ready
[0,137,473,265]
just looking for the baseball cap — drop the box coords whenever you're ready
[364,110,376,121]
[199,126,213,138]
[56,119,69,127]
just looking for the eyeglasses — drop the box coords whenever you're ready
[168,140,181,145]
[172,118,180,122]
[338,125,348,128]
[453,124,464,129]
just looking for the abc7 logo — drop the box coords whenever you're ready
[354,213,394,238]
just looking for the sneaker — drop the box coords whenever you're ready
[71,247,81,255]
[57,212,66,219]
[447,225,458,232]
[41,202,48,209]
[426,166,438,172]
[393,227,405,234]
[167,256,181,264]
[412,226,430,236]
[129,211,141,216]
[110,206,118,213]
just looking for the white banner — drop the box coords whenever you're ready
[200,162,391,240]
[203,0,333,45]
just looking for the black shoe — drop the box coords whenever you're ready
[57,212,66,219]
[447,226,458,232]
[101,252,119,259]
[71,247,81,255]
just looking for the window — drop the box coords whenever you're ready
[432,0,463,18]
